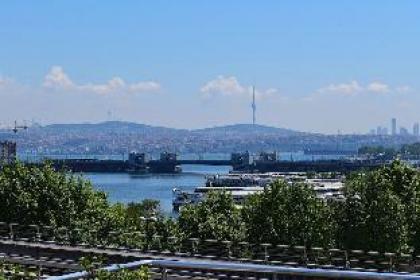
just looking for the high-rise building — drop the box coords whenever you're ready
[391,118,397,135]
[414,122,420,136]
[375,126,388,135]
[0,141,16,165]
[400,127,409,136]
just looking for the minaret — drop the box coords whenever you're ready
[252,86,256,125]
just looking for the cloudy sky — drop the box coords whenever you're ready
[1,1,420,133]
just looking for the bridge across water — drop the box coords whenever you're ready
[38,158,386,174]
[176,159,232,166]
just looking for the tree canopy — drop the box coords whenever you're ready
[2,160,420,254]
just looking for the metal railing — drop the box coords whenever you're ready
[1,221,420,274]
[47,259,420,280]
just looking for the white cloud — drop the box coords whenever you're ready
[200,76,246,96]
[317,80,409,96]
[200,75,279,99]
[43,66,161,94]
[129,81,161,92]
[366,81,390,93]
[318,80,362,95]
[43,66,74,89]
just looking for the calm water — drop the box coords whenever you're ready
[21,152,346,213]
[83,165,232,214]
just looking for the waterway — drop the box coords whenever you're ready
[19,151,348,213]
[83,165,232,214]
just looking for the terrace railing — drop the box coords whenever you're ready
[47,259,420,280]
[1,221,420,274]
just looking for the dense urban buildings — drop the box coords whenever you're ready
[1,121,420,159]
[0,141,16,164]
[370,118,420,138]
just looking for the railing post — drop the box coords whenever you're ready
[108,230,119,248]
[141,216,157,251]
[29,224,40,242]
[58,227,68,245]
[37,265,42,280]
[189,238,199,256]
[161,268,168,280]
[168,236,177,254]
[345,250,350,269]
[89,229,97,246]
[9,223,18,240]
[261,243,271,263]
[222,240,232,260]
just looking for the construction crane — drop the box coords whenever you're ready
[0,121,27,166]
[12,120,28,134]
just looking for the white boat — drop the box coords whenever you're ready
[172,186,264,211]
[172,173,345,211]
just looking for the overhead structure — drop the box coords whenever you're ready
[252,86,256,125]
[12,120,28,134]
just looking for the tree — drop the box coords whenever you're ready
[242,180,334,248]
[0,162,114,242]
[178,191,244,242]
[0,162,175,248]
[337,161,418,252]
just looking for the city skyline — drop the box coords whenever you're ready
[1,1,420,133]
[371,118,420,136]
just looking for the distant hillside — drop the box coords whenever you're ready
[29,122,302,137]
[4,121,420,155]
[0,121,314,155]
[192,124,304,137]
[41,121,186,135]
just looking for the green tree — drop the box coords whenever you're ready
[337,161,418,252]
[0,162,115,242]
[178,191,244,242]
[242,180,334,248]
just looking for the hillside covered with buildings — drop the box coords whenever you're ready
[1,121,420,157]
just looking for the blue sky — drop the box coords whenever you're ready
[1,1,420,133]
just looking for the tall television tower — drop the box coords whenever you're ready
[252,86,256,125]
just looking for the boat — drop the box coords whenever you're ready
[172,172,345,211]
[172,186,264,212]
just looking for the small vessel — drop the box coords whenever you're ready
[174,165,182,173]
[172,186,264,212]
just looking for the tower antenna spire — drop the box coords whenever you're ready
[252,86,256,125]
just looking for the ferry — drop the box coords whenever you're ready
[172,173,345,211]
